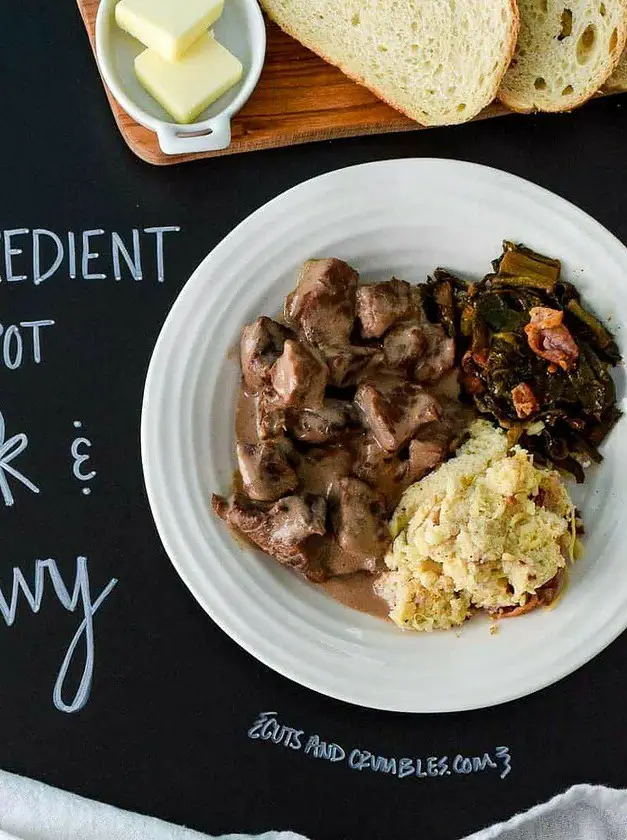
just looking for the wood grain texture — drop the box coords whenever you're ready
[76,0,564,165]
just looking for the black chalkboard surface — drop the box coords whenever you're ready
[2,3,627,839]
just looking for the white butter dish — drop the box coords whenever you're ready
[95,0,265,155]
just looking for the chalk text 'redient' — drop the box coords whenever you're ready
[1,226,180,284]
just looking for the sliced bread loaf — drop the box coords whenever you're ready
[605,46,627,88]
[499,0,627,112]
[259,0,519,126]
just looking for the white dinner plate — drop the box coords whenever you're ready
[141,159,627,713]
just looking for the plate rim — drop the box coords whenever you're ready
[141,158,627,713]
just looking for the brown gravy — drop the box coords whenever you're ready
[318,572,389,620]
[228,273,472,623]
[235,387,259,444]
[236,382,392,619]
[233,373,473,622]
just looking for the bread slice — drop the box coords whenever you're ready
[259,0,519,126]
[499,0,627,112]
[604,46,627,88]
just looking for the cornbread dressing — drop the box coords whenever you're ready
[377,420,576,631]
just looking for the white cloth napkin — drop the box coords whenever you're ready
[0,770,308,840]
[2,770,626,840]
[463,784,627,839]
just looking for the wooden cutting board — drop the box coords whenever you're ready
[77,1,538,165]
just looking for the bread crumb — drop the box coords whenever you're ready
[489,623,500,636]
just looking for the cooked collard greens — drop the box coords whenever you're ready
[422,242,622,482]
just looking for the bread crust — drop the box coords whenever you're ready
[260,0,520,127]
[498,0,627,113]
[604,46,627,90]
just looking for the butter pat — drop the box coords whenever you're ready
[115,0,224,62]
[135,34,243,124]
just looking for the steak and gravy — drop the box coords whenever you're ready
[212,258,470,617]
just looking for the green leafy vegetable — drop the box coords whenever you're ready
[429,241,622,482]
[493,241,561,291]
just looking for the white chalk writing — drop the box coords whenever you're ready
[70,421,96,496]
[247,709,304,749]
[0,319,54,369]
[0,556,117,713]
[82,230,106,280]
[33,229,64,284]
[0,409,39,506]
[247,712,512,780]
[0,227,181,284]
[112,230,142,281]
[4,229,29,282]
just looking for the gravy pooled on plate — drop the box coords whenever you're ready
[212,258,470,618]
